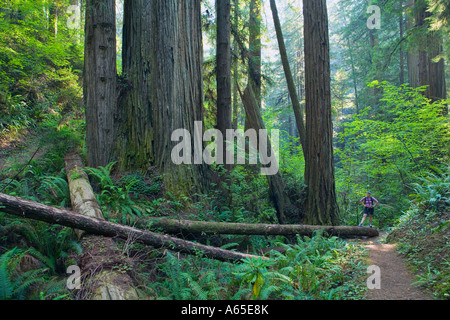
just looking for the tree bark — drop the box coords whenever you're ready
[155,0,208,194]
[248,0,262,107]
[232,0,240,130]
[269,0,307,154]
[409,0,447,103]
[118,0,208,195]
[399,0,405,85]
[406,0,420,87]
[117,0,154,170]
[0,193,263,262]
[65,155,103,221]
[84,0,118,168]
[65,153,139,300]
[303,0,339,226]
[216,0,233,167]
[144,217,380,238]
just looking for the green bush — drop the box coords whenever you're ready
[388,167,450,299]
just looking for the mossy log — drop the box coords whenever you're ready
[64,153,139,300]
[145,217,379,238]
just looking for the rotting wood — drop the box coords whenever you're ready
[64,153,139,300]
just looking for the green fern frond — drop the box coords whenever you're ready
[0,248,47,300]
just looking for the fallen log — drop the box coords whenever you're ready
[144,217,379,238]
[0,193,264,262]
[65,153,139,300]
[65,154,104,238]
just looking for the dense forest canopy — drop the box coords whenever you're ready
[0,0,448,301]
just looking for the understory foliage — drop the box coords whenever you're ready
[335,82,449,228]
[0,241,72,300]
[388,167,450,299]
[145,231,368,300]
[0,0,83,141]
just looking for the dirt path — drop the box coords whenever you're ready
[362,233,433,300]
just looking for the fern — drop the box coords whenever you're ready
[83,162,117,188]
[5,220,81,274]
[37,175,70,207]
[0,248,47,300]
[83,162,146,225]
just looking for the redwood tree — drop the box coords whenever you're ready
[270,0,338,225]
[84,0,117,168]
[407,0,447,103]
[248,0,262,106]
[117,0,154,170]
[216,0,232,166]
[303,0,339,225]
[117,0,207,195]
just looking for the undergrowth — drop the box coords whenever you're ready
[144,231,368,300]
[388,167,450,299]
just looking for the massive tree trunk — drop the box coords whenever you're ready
[154,0,208,194]
[144,217,380,238]
[84,0,118,168]
[303,0,339,226]
[0,193,265,262]
[65,153,139,300]
[216,0,233,167]
[118,0,207,195]
[117,0,154,170]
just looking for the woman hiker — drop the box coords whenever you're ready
[359,191,379,228]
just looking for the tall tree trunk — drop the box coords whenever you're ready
[368,27,382,107]
[343,14,360,113]
[409,0,447,103]
[118,0,208,195]
[232,0,239,130]
[84,0,117,168]
[117,0,154,170]
[425,34,447,103]
[248,0,262,106]
[399,0,406,85]
[269,0,307,154]
[216,0,233,167]
[406,0,420,87]
[303,0,339,226]
[154,0,208,194]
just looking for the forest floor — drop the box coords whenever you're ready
[0,130,38,171]
[360,232,434,300]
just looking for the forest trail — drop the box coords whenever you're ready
[361,232,433,300]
